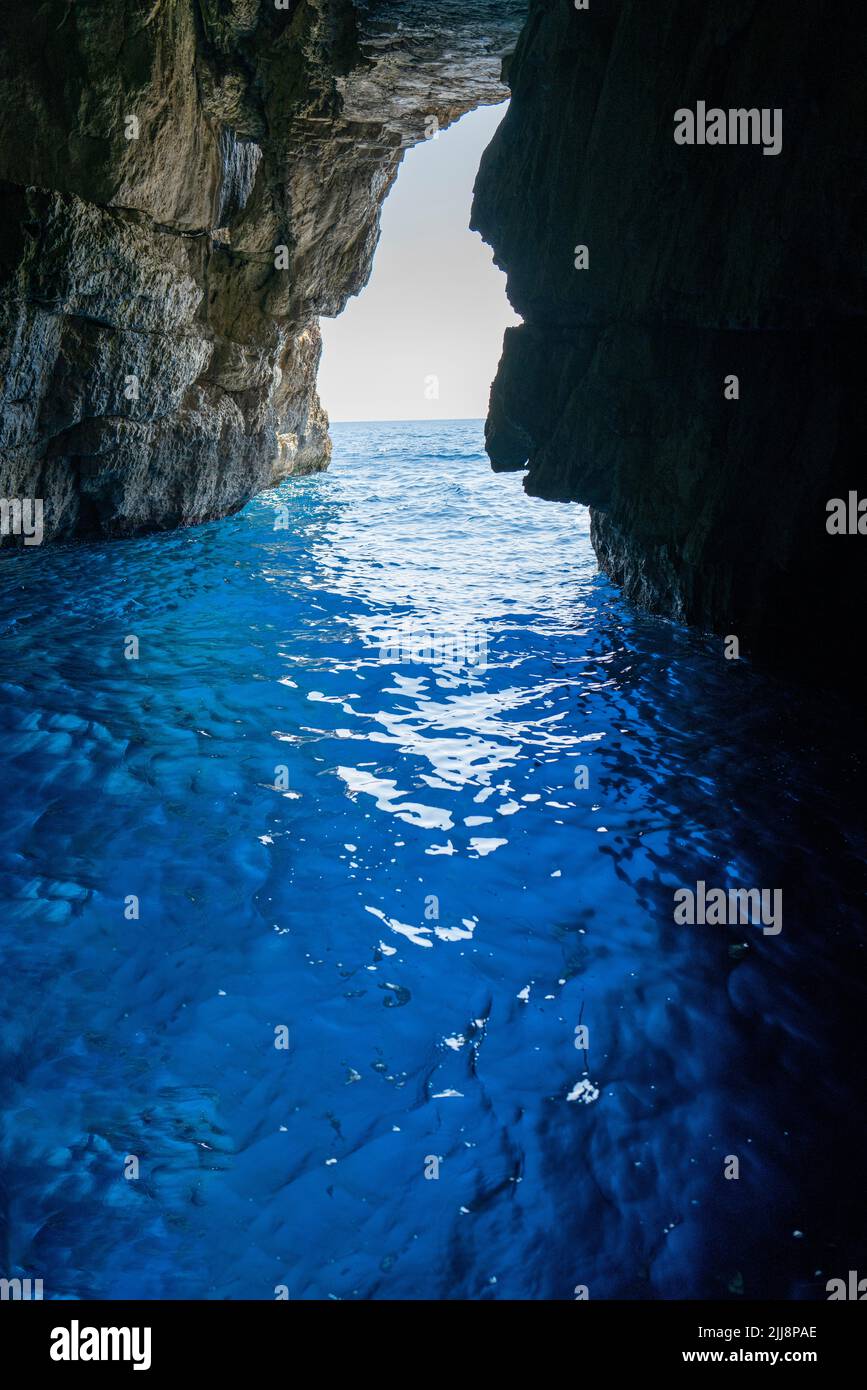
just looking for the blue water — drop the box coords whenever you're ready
[1,419,865,1300]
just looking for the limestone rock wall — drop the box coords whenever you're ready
[0,0,524,541]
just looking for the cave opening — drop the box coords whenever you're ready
[2,0,866,1316]
[317,102,520,427]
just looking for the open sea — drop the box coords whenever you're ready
[1,418,865,1299]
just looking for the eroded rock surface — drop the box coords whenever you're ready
[0,0,523,540]
[472,0,867,667]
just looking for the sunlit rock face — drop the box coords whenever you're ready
[472,0,867,671]
[0,0,524,541]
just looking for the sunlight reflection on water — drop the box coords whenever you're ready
[0,419,865,1299]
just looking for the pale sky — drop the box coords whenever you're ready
[318,102,520,423]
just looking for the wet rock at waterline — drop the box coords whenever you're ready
[0,0,524,540]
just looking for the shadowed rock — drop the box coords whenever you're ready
[472,0,867,673]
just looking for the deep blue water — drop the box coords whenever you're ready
[1,419,865,1300]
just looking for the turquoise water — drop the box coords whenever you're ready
[1,419,865,1299]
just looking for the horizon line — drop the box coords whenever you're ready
[328,415,485,425]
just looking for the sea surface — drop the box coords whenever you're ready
[1,418,865,1300]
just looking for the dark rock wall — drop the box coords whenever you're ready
[0,0,524,540]
[472,0,867,665]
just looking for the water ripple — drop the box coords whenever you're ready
[0,419,865,1300]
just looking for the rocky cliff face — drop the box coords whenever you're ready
[0,0,524,541]
[3,1,864,676]
[472,0,867,667]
